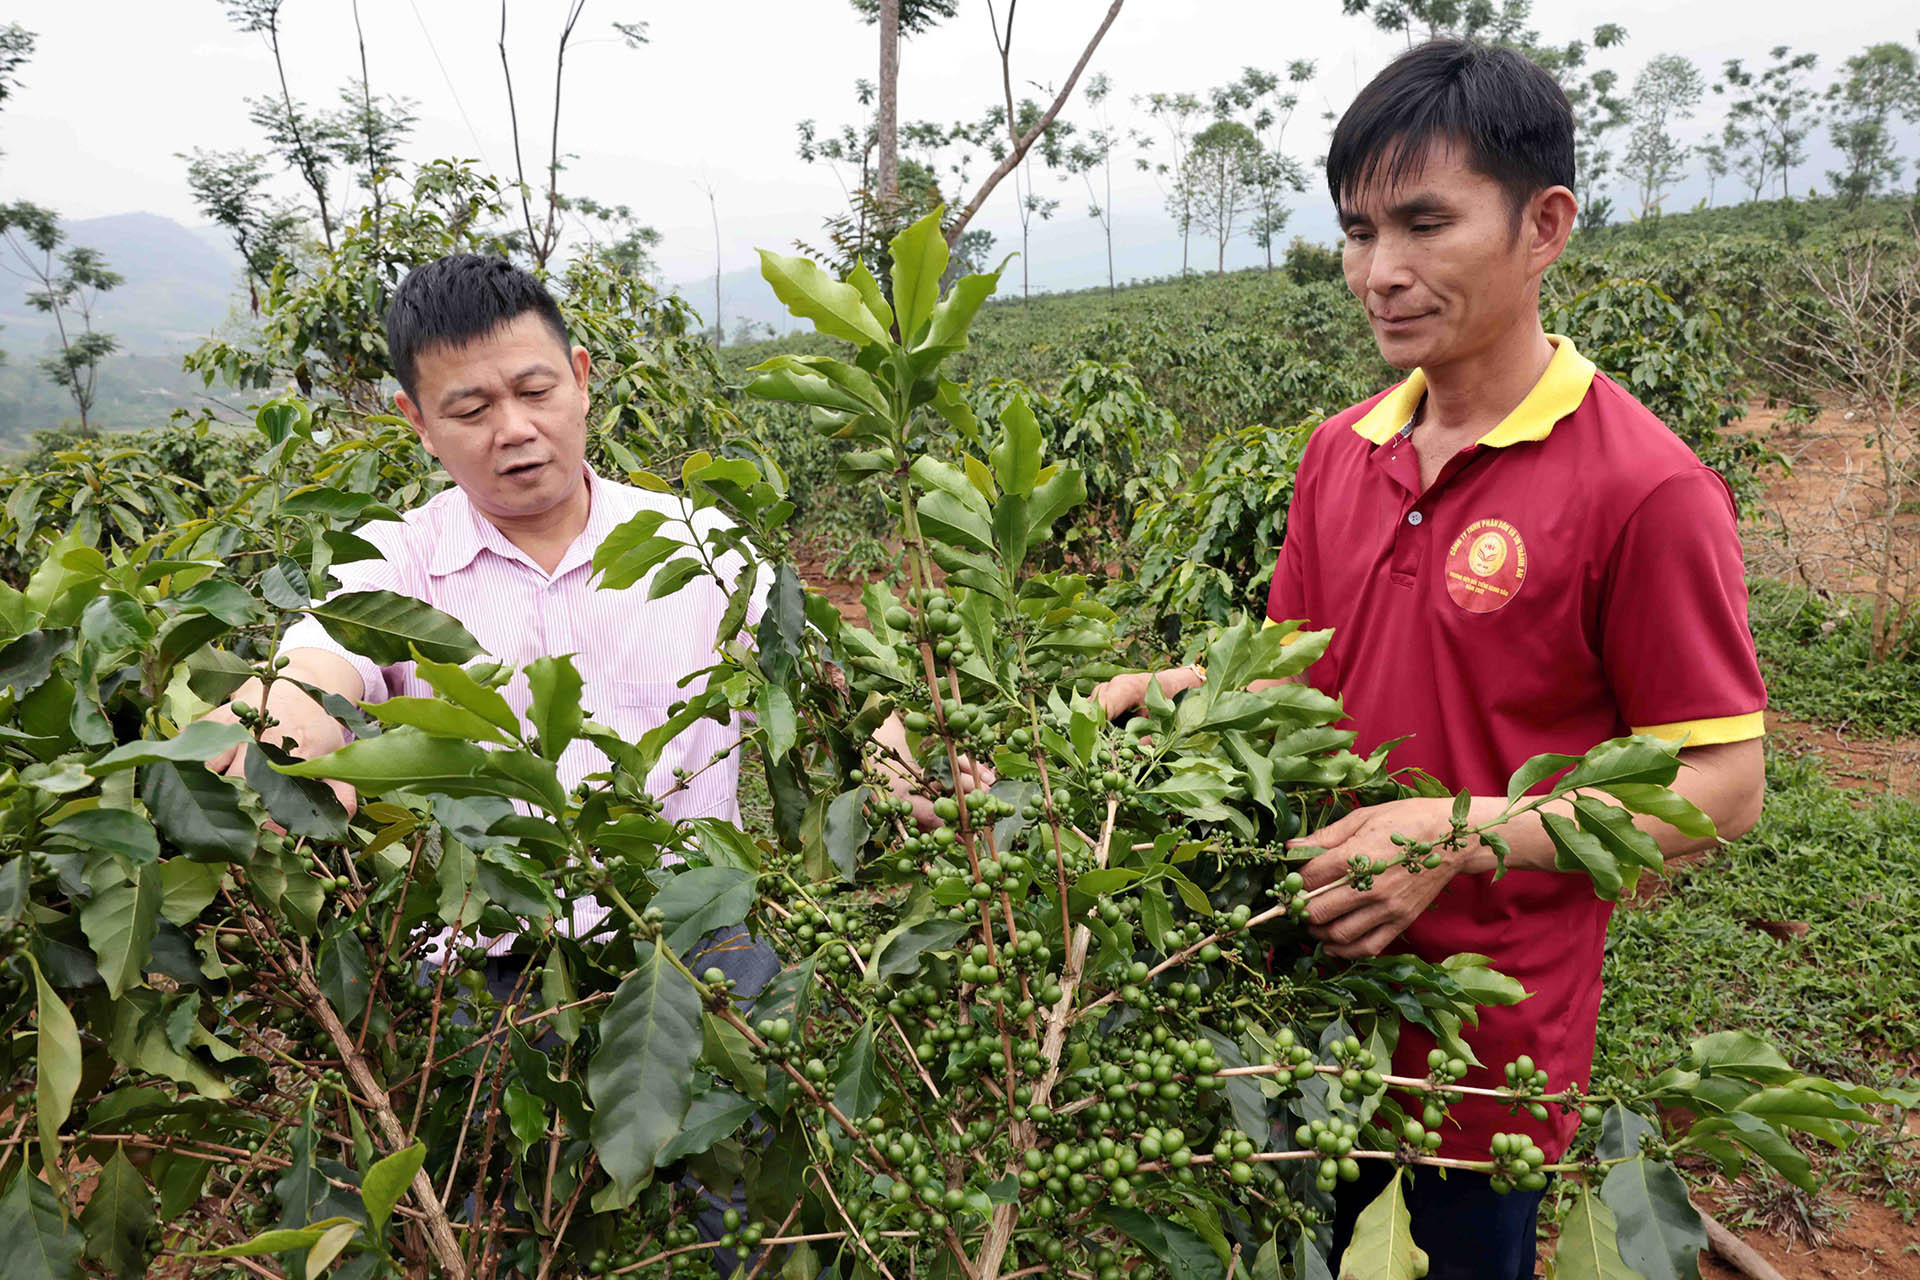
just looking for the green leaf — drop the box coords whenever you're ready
[369,696,515,745]
[49,808,159,865]
[29,954,82,1181]
[589,941,703,1195]
[992,393,1044,499]
[167,578,260,626]
[847,260,894,334]
[278,728,557,809]
[1439,954,1530,1009]
[1689,1031,1797,1084]
[1599,1104,1659,1162]
[1505,751,1581,803]
[702,1012,767,1102]
[1200,1028,1271,1147]
[1571,794,1666,879]
[358,1142,425,1236]
[305,1220,359,1275]
[1542,811,1624,900]
[543,949,583,1044]
[526,655,584,761]
[1337,1168,1429,1280]
[658,1088,758,1164]
[917,265,1002,356]
[305,590,482,665]
[759,683,798,762]
[1599,1156,1706,1280]
[889,207,948,343]
[1552,1185,1638,1280]
[157,860,223,926]
[80,861,160,999]
[89,720,250,775]
[1563,736,1684,793]
[823,787,869,881]
[79,1148,153,1280]
[758,248,891,347]
[316,922,371,1027]
[648,556,707,601]
[243,744,350,840]
[868,918,968,984]
[0,1167,83,1280]
[185,1217,359,1259]
[413,655,519,735]
[0,628,73,698]
[80,595,156,651]
[1693,1112,1815,1191]
[830,1021,884,1121]
[1098,1206,1226,1280]
[1601,783,1716,839]
[653,866,759,954]
[141,762,254,862]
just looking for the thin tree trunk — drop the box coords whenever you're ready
[352,0,382,251]
[946,0,1126,248]
[709,186,723,346]
[877,0,899,201]
[267,22,334,251]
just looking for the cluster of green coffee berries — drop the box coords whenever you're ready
[1503,1054,1555,1122]
[1293,1118,1365,1193]
[1487,1132,1551,1193]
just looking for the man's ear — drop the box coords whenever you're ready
[394,389,438,458]
[1527,185,1577,274]
[571,344,591,394]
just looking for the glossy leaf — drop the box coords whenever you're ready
[1098,1207,1225,1280]
[359,1142,425,1235]
[868,918,967,984]
[244,744,350,840]
[29,954,82,1184]
[80,861,160,999]
[830,1021,883,1121]
[588,941,702,1195]
[1543,811,1624,900]
[1551,1185,1638,1280]
[1337,1168,1428,1280]
[889,207,948,344]
[0,1168,82,1280]
[79,1148,153,1280]
[758,248,891,347]
[1599,1156,1706,1280]
[89,720,250,775]
[526,655,584,761]
[49,808,159,865]
[141,762,254,863]
[654,866,759,954]
[305,590,482,665]
[822,786,869,881]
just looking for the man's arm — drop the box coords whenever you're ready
[202,648,367,817]
[1295,738,1765,958]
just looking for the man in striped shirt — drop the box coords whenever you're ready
[203,253,771,964]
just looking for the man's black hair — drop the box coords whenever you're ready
[385,253,570,401]
[1325,38,1573,219]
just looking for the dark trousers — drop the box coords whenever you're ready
[1328,1162,1546,1280]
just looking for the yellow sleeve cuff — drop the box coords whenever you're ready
[1263,617,1304,645]
[1630,712,1767,747]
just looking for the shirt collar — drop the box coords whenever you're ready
[426,465,605,578]
[1350,334,1598,448]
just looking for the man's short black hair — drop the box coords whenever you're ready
[385,253,570,401]
[1326,38,1574,219]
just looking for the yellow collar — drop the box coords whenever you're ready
[1351,334,1598,448]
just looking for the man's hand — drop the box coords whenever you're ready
[1291,797,1470,959]
[202,651,365,827]
[1091,664,1207,722]
[870,709,998,830]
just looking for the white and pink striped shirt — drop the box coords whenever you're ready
[279,466,765,950]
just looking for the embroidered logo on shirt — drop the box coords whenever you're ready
[1446,518,1527,612]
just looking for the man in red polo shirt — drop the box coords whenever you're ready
[1101,37,1766,1278]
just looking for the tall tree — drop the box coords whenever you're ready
[338,0,416,251]
[849,0,958,202]
[1695,134,1730,207]
[1185,120,1262,275]
[221,0,343,251]
[1140,91,1205,275]
[1067,73,1122,295]
[0,22,34,117]
[985,98,1073,300]
[1825,42,1920,209]
[181,149,302,313]
[0,203,120,434]
[1716,47,1821,201]
[1624,54,1704,217]
[1214,62,1314,272]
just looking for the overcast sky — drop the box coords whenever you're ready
[5,0,1919,296]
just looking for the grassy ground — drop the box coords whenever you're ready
[1749,579,1920,739]
[1595,746,1920,1219]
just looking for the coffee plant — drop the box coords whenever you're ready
[0,210,1899,1280]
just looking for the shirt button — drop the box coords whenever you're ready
[1407,510,1424,526]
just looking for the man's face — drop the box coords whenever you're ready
[394,312,592,522]
[1338,143,1566,372]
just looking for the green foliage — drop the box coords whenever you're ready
[1748,579,1920,735]
[1117,418,1314,644]
[0,210,1891,1280]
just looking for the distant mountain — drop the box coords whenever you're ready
[0,211,243,358]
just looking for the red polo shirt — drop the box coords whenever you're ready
[1265,336,1766,1160]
